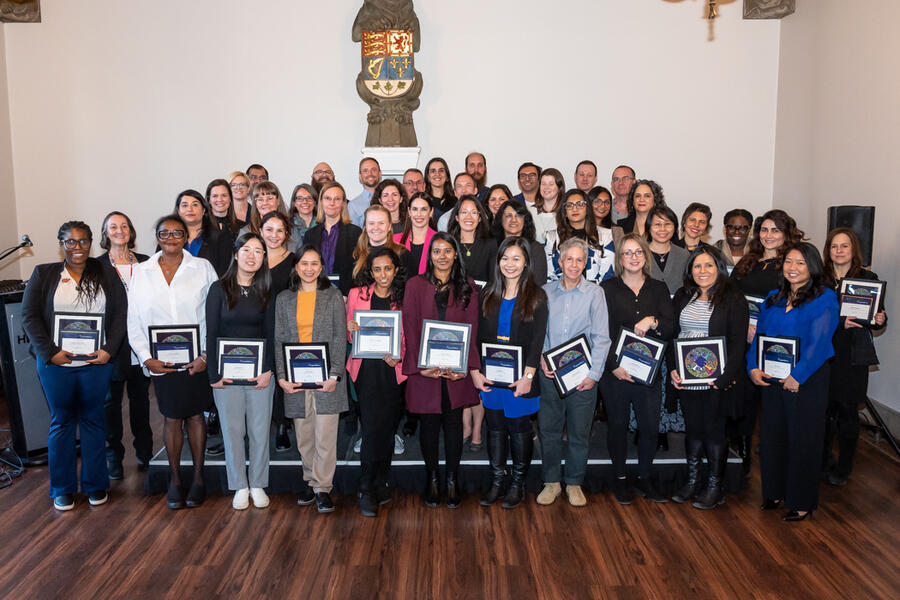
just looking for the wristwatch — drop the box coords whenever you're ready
[329,375,342,382]
[525,372,534,380]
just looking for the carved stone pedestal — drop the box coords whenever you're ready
[362,147,422,178]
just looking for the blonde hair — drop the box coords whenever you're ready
[315,181,351,224]
[614,232,652,278]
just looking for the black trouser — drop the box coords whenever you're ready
[271,386,289,426]
[419,384,463,473]
[733,373,759,437]
[760,364,829,511]
[602,375,661,478]
[679,388,727,444]
[105,364,153,464]
[824,363,867,478]
[358,381,402,492]
[485,408,531,434]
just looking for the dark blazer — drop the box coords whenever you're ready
[477,289,549,398]
[198,227,233,276]
[402,275,480,413]
[831,269,888,369]
[618,213,636,234]
[98,251,150,379]
[303,221,363,296]
[21,259,127,365]
[668,286,750,417]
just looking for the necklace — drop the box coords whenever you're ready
[159,256,183,278]
[460,241,474,257]
[239,285,250,297]
[109,251,136,290]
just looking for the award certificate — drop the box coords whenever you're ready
[613,328,666,386]
[417,320,472,374]
[53,312,104,360]
[218,338,265,385]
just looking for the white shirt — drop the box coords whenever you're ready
[127,250,218,374]
[54,268,107,367]
[529,206,557,244]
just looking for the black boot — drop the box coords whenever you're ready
[502,431,533,509]
[693,441,726,510]
[739,435,752,478]
[206,409,220,436]
[672,437,704,503]
[424,469,440,508]
[275,422,291,453]
[657,432,669,452]
[446,471,461,508]
[481,430,508,506]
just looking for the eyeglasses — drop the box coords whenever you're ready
[565,201,588,209]
[725,224,750,232]
[622,249,644,258]
[313,169,334,177]
[295,195,315,203]
[518,172,538,180]
[593,198,611,206]
[612,176,635,183]
[231,182,249,189]
[157,229,186,239]
[502,213,522,221]
[61,239,91,249]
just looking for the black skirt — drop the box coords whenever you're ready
[152,370,214,419]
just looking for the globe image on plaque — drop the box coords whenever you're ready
[433,330,461,342]
[847,284,872,296]
[491,350,514,360]
[63,321,93,331]
[297,352,318,360]
[365,318,391,328]
[768,344,790,355]
[161,334,189,343]
[625,341,652,357]
[685,347,718,378]
[558,350,583,367]
[225,347,253,356]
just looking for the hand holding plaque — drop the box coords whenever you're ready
[53,312,104,361]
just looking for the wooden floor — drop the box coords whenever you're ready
[1,411,899,599]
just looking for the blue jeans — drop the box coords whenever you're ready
[36,361,114,498]
[538,373,597,485]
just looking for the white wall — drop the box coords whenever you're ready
[774,0,900,419]
[0,26,23,278]
[2,0,781,270]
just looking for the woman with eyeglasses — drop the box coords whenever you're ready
[98,212,152,480]
[646,205,689,296]
[599,233,674,505]
[127,215,219,509]
[243,181,288,236]
[448,195,498,284]
[229,171,253,227]
[174,189,232,276]
[545,189,614,283]
[302,181,363,296]
[531,168,564,244]
[289,184,318,251]
[371,179,409,235]
[714,209,753,267]
[22,221,128,511]
[402,233,480,508]
[491,199,548,285]
[672,203,713,253]
[424,157,455,217]
[618,179,664,238]
[394,192,436,277]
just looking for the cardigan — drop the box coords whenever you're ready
[98,251,150,379]
[477,288,549,399]
[345,284,407,384]
[649,243,690,296]
[21,259,127,365]
[401,275,480,414]
[303,221,362,296]
[273,285,348,416]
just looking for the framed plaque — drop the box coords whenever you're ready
[481,342,523,388]
[839,278,885,324]
[613,328,666,386]
[757,335,800,381]
[674,337,726,386]
[217,338,265,385]
[417,320,472,374]
[327,274,340,287]
[53,312,104,360]
[473,279,487,289]
[352,310,401,360]
[542,334,592,397]
[283,343,330,389]
[746,295,766,327]
[149,324,199,368]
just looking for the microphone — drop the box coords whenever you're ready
[21,234,32,247]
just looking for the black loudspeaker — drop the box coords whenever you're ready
[827,205,875,266]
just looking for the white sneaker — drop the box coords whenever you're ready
[394,434,405,455]
[250,487,270,508]
[354,436,362,454]
[232,488,250,510]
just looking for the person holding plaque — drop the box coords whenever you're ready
[747,242,839,521]
[491,200,548,284]
[402,233,480,508]
[537,238,611,507]
[730,209,805,476]
[98,211,152,480]
[394,192,437,277]
[448,195,497,284]
[274,245,347,514]
[544,189,615,284]
[599,233,674,505]
[302,181,362,296]
[206,233,276,510]
[475,237,548,509]
[127,215,219,510]
[22,221,127,511]
[346,247,407,516]
[669,247,749,509]
[821,228,887,486]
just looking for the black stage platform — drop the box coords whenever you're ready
[146,420,746,498]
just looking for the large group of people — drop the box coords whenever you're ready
[20,156,887,524]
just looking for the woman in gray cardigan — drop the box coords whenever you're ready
[646,205,690,296]
[275,244,347,513]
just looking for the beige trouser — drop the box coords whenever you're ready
[293,390,340,493]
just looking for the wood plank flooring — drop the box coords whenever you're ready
[0,411,898,599]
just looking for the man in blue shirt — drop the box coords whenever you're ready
[349,157,381,226]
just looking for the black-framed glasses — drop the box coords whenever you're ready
[157,229,186,240]
[725,224,751,232]
[313,169,334,177]
[61,239,91,249]
[518,172,538,180]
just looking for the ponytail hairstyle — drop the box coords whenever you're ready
[220,232,272,310]
[58,221,104,304]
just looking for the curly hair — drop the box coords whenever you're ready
[733,209,805,280]
[626,179,665,215]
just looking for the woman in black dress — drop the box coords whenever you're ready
[448,194,498,283]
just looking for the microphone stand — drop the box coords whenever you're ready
[0,240,31,264]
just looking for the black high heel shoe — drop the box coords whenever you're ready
[760,499,783,510]
[782,510,812,522]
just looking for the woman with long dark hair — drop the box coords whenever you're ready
[821,228,887,486]
[174,189,232,276]
[395,192,437,277]
[128,215,219,509]
[206,233,276,510]
[22,221,127,510]
[544,188,614,283]
[669,247,749,509]
[748,242,839,521]
[302,181,362,296]
[371,179,409,235]
[424,157,455,216]
[402,233,480,508]
[346,247,407,516]
[475,237,548,508]
[206,178,240,237]
[448,195,498,284]
[618,179,664,237]
[484,184,514,227]
[98,211,152,480]
[492,200,548,284]
[274,245,347,513]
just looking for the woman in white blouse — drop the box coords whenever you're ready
[127,214,218,510]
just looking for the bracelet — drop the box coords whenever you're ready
[198,354,207,363]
